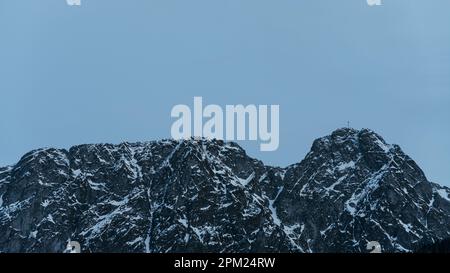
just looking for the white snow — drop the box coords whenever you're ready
[259,173,267,182]
[344,164,387,216]
[238,172,255,186]
[47,214,55,224]
[219,202,233,209]
[324,175,347,194]
[0,167,11,184]
[268,186,284,226]
[128,152,143,180]
[320,224,335,236]
[29,231,38,239]
[398,219,412,233]
[72,169,82,177]
[108,197,129,207]
[58,170,68,176]
[126,237,143,246]
[190,226,205,243]
[375,138,391,153]
[0,197,33,221]
[88,180,106,191]
[336,161,355,171]
[145,234,151,253]
[243,205,262,217]
[346,203,356,215]
[38,179,51,186]
[0,166,11,175]
[277,170,287,180]
[41,200,50,208]
[283,223,304,252]
[159,142,183,171]
[437,189,450,202]
[80,204,132,240]
[398,219,420,238]
[178,218,188,228]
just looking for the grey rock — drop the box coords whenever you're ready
[0,128,449,253]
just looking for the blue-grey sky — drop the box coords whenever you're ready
[0,0,449,185]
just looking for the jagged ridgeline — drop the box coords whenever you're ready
[1,128,450,253]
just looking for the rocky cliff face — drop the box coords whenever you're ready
[1,128,449,253]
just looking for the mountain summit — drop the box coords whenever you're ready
[1,128,449,253]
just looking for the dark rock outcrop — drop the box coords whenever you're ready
[1,128,449,253]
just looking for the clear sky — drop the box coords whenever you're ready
[0,0,449,185]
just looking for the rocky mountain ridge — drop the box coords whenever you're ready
[1,128,449,253]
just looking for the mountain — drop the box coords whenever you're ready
[1,128,449,253]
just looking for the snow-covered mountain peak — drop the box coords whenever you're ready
[1,129,449,253]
